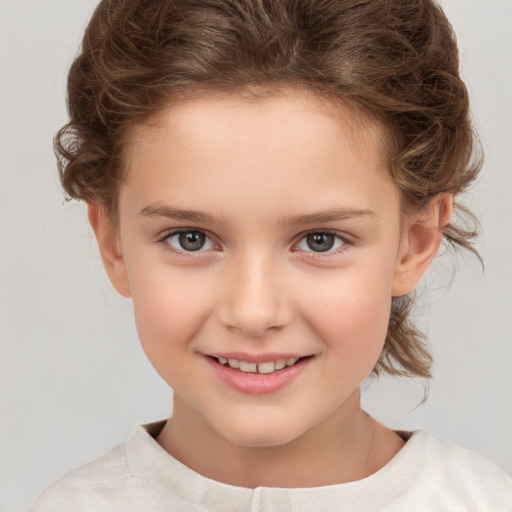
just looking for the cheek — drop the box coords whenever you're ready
[128,267,212,370]
[300,268,392,364]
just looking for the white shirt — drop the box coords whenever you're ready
[31,420,512,511]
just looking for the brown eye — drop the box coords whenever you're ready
[179,231,206,251]
[165,230,214,252]
[305,233,336,252]
[295,232,347,254]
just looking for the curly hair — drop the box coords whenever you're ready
[56,0,482,378]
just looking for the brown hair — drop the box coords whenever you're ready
[56,0,482,378]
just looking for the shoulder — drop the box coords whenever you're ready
[30,420,199,511]
[400,430,512,510]
[30,442,146,511]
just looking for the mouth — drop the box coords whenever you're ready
[210,355,310,374]
[205,354,313,394]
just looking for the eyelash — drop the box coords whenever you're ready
[293,230,351,257]
[158,229,218,258]
[158,228,352,258]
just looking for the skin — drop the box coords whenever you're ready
[89,90,452,488]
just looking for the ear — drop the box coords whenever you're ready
[87,202,131,298]
[392,193,453,296]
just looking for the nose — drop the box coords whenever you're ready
[217,252,293,338]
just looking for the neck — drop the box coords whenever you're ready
[156,391,404,488]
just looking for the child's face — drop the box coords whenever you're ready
[100,91,419,448]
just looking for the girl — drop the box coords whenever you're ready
[31,0,511,510]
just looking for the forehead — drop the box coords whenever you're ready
[124,89,388,171]
[118,90,398,223]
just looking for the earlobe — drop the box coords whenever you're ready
[87,202,132,298]
[392,194,453,297]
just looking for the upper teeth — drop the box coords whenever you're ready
[217,357,299,374]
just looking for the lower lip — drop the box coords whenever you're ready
[205,357,311,395]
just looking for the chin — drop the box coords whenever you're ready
[214,415,306,449]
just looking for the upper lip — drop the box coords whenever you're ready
[205,352,310,363]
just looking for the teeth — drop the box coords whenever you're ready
[239,361,258,373]
[217,356,303,374]
[257,361,275,374]
[275,359,287,370]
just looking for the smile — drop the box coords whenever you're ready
[215,356,300,374]
[206,354,313,394]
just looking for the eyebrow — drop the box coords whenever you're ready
[138,204,232,226]
[275,208,376,228]
[138,203,375,228]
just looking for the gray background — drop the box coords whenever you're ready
[1,1,511,510]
